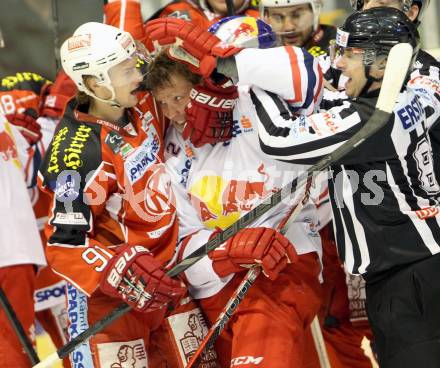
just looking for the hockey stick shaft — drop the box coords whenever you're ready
[226,0,235,16]
[186,266,261,368]
[311,316,331,368]
[33,43,412,368]
[0,287,40,365]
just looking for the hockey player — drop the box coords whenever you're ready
[259,0,335,57]
[145,17,323,368]
[38,22,188,367]
[251,8,440,367]
[0,70,76,368]
[0,112,46,367]
[0,72,46,367]
[151,0,258,28]
[103,0,258,50]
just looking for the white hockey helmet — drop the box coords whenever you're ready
[259,0,323,31]
[60,22,137,104]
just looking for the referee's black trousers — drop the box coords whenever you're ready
[366,253,440,368]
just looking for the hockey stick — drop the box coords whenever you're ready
[52,0,60,71]
[0,287,40,365]
[185,178,314,368]
[33,43,412,368]
[226,0,235,16]
[311,316,331,368]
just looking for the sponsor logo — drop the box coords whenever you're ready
[53,212,88,225]
[105,131,124,154]
[1,72,46,89]
[231,356,264,366]
[189,164,278,229]
[97,339,148,368]
[408,75,440,94]
[0,129,17,161]
[124,134,160,183]
[72,62,89,71]
[240,115,252,130]
[141,111,154,132]
[308,45,326,57]
[397,95,424,131]
[168,10,191,21]
[55,173,79,200]
[415,206,439,220]
[346,274,368,322]
[119,33,134,50]
[190,89,236,110]
[67,34,91,51]
[63,124,92,169]
[167,308,217,366]
[47,127,69,173]
[336,28,349,47]
[106,245,150,287]
[35,284,66,303]
[322,111,339,133]
[67,283,92,368]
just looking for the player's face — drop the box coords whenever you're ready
[264,4,314,47]
[153,73,193,128]
[207,0,246,15]
[108,57,144,108]
[335,48,368,98]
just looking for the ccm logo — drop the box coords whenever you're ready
[107,245,149,287]
[190,89,236,109]
[231,356,264,366]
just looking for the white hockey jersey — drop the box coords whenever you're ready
[165,46,324,299]
[0,113,45,268]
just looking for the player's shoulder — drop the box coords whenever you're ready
[40,102,102,184]
[154,0,205,24]
[0,71,51,94]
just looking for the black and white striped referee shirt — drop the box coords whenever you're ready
[250,69,440,281]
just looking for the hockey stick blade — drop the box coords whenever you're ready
[33,43,412,368]
[186,266,261,368]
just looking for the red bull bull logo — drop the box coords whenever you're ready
[233,22,256,39]
[189,164,277,229]
[0,129,18,161]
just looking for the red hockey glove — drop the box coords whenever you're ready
[184,78,238,147]
[209,227,298,280]
[8,108,42,145]
[145,18,241,77]
[41,71,77,118]
[100,244,186,313]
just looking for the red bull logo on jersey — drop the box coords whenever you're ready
[188,164,278,229]
[0,129,18,161]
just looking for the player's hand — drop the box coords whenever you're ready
[42,71,77,118]
[100,244,186,313]
[209,227,298,280]
[145,18,241,77]
[184,78,238,147]
[8,108,42,145]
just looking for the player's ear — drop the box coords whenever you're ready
[406,4,419,22]
[371,55,387,79]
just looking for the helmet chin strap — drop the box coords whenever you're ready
[84,83,122,108]
[359,65,383,97]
